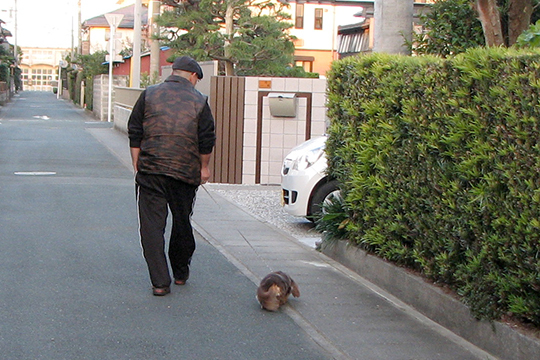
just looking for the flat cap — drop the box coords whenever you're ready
[172,56,203,79]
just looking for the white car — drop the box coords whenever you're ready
[281,136,340,220]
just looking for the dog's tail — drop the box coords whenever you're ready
[257,284,281,311]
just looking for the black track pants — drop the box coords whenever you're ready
[135,172,197,288]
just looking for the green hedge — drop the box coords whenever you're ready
[326,48,540,326]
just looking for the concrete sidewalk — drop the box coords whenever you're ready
[192,186,496,360]
[90,125,498,360]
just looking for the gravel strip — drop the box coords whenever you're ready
[206,183,322,247]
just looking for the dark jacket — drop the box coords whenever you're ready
[128,75,215,186]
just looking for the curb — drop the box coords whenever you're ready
[320,240,540,360]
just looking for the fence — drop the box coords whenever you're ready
[93,75,129,121]
[0,82,8,105]
[112,75,328,185]
[209,76,246,184]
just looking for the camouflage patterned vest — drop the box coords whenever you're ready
[137,75,207,185]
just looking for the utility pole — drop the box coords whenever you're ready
[105,13,124,123]
[224,1,234,76]
[131,0,142,88]
[0,2,18,63]
[373,0,413,54]
[148,0,160,83]
[13,0,17,65]
[71,16,74,59]
[78,0,82,54]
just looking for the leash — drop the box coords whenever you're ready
[198,184,275,275]
[199,183,220,206]
[237,230,275,274]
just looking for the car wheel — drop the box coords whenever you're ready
[308,179,340,221]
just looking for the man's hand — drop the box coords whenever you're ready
[201,166,211,184]
[130,147,141,174]
[200,153,212,184]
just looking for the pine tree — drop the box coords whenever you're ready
[157,0,296,76]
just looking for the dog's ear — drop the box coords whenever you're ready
[257,284,281,311]
[291,280,300,298]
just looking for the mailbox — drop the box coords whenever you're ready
[268,93,297,117]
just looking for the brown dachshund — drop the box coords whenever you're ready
[257,271,300,311]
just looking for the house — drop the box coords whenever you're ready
[81,4,149,55]
[112,46,173,79]
[337,20,371,59]
[286,0,365,75]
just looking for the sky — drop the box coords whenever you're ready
[0,0,133,48]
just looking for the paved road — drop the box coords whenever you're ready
[0,92,497,360]
[0,92,329,359]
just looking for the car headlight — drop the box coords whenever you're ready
[282,136,328,175]
[292,146,324,171]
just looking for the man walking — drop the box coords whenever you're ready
[128,56,216,296]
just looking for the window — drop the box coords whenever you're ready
[294,56,314,73]
[295,4,304,29]
[337,29,370,56]
[295,60,313,73]
[314,8,323,30]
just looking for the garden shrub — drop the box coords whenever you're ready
[325,48,540,326]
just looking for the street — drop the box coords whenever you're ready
[0,92,328,359]
[0,92,495,360]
